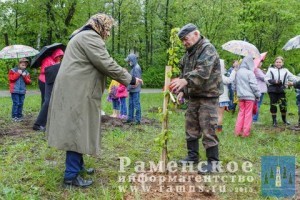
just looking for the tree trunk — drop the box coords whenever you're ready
[144,0,149,69]
[4,33,9,46]
[111,0,115,55]
[117,0,121,54]
[163,0,170,49]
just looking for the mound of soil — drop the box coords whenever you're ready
[101,115,159,131]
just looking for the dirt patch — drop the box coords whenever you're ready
[124,171,218,200]
[0,114,160,138]
[0,114,35,138]
[101,115,160,131]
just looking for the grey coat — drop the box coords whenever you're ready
[46,30,132,155]
[234,56,260,101]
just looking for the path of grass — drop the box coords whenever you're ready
[0,91,299,199]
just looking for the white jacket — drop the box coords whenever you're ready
[264,66,297,88]
[219,59,236,103]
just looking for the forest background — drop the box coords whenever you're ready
[0,0,300,88]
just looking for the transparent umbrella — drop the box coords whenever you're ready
[0,45,39,59]
[282,35,300,51]
[222,40,260,58]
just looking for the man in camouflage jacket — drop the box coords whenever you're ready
[170,23,223,174]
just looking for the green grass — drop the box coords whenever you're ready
[0,90,299,199]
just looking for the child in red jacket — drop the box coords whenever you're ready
[8,57,31,122]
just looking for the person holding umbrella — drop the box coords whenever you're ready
[32,47,64,131]
[31,43,65,108]
[252,52,268,123]
[46,13,143,188]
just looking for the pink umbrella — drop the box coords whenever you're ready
[254,52,267,68]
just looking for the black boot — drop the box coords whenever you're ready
[272,115,277,127]
[198,145,219,174]
[178,140,199,164]
[281,114,290,125]
[64,175,93,187]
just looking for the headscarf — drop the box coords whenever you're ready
[70,13,115,40]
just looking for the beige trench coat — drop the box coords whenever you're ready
[46,30,132,155]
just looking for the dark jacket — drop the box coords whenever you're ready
[45,63,60,84]
[180,36,223,98]
[8,67,31,94]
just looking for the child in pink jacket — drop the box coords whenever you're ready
[233,56,260,137]
[116,83,128,119]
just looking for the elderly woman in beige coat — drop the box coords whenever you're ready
[46,13,143,188]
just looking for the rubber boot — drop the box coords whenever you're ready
[281,113,290,125]
[198,145,219,174]
[178,140,199,165]
[272,114,277,127]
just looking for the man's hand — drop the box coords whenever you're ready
[169,78,188,93]
[176,92,184,104]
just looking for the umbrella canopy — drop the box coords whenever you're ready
[282,35,300,51]
[222,40,261,58]
[254,52,267,68]
[31,43,66,68]
[0,45,39,59]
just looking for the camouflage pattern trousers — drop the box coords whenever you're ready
[185,97,219,149]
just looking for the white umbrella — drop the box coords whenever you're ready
[222,40,260,58]
[282,35,300,51]
[0,45,39,59]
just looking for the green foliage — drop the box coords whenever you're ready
[167,28,183,78]
[142,67,165,88]
[0,0,300,86]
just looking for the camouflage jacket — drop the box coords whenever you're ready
[180,36,223,98]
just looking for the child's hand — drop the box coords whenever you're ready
[18,69,22,74]
[22,72,27,76]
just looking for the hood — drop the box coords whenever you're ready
[239,55,254,71]
[125,53,138,67]
[51,48,64,60]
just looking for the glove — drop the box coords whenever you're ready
[268,79,277,84]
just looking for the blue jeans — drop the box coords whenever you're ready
[253,93,264,121]
[11,93,25,118]
[120,97,127,116]
[128,92,141,122]
[112,98,120,110]
[64,151,83,180]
